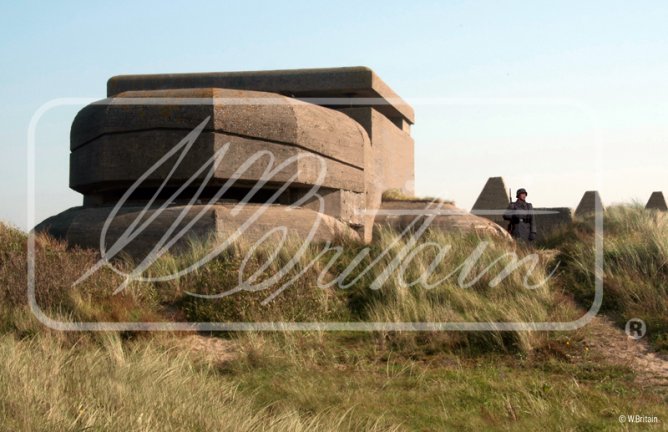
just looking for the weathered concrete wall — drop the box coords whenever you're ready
[72,88,367,169]
[337,107,415,196]
[106,67,414,131]
[533,207,573,241]
[296,188,366,229]
[35,204,359,259]
[375,200,511,239]
[70,130,366,195]
[37,67,419,254]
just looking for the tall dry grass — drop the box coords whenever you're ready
[2,210,668,430]
[543,203,668,351]
[1,221,579,353]
[0,332,398,432]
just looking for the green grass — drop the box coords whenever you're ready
[1,327,666,432]
[5,222,581,354]
[380,189,452,204]
[541,204,668,351]
[224,332,666,431]
[0,332,399,432]
[1,204,668,431]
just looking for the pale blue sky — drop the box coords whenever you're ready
[1,0,667,230]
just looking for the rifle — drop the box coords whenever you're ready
[507,187,513,233]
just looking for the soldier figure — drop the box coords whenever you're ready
[503,188,537,242]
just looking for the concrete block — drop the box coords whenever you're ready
[533,207,573,241]
[106,66,414,128]
[41,68,421,251]
[35,203,360,259]
[70,130,365,197]
[375,200,511,239]
[471,177,510,226]
[297,188,366,228]
[71,88,367,170]
[575,191,604,216]
[646,191,667,211]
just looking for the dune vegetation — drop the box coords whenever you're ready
[1,204,667,431]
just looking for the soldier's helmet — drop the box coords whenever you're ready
[516,188,528,197]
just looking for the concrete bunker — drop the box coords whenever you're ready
[36,67,417,256]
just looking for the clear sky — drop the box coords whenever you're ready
[1,0,666,230]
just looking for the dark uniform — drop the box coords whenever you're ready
[503,188,537,242]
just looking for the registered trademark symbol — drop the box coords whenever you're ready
[625,318,646,340]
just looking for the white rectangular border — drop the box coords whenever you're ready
[27,97,603,331]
